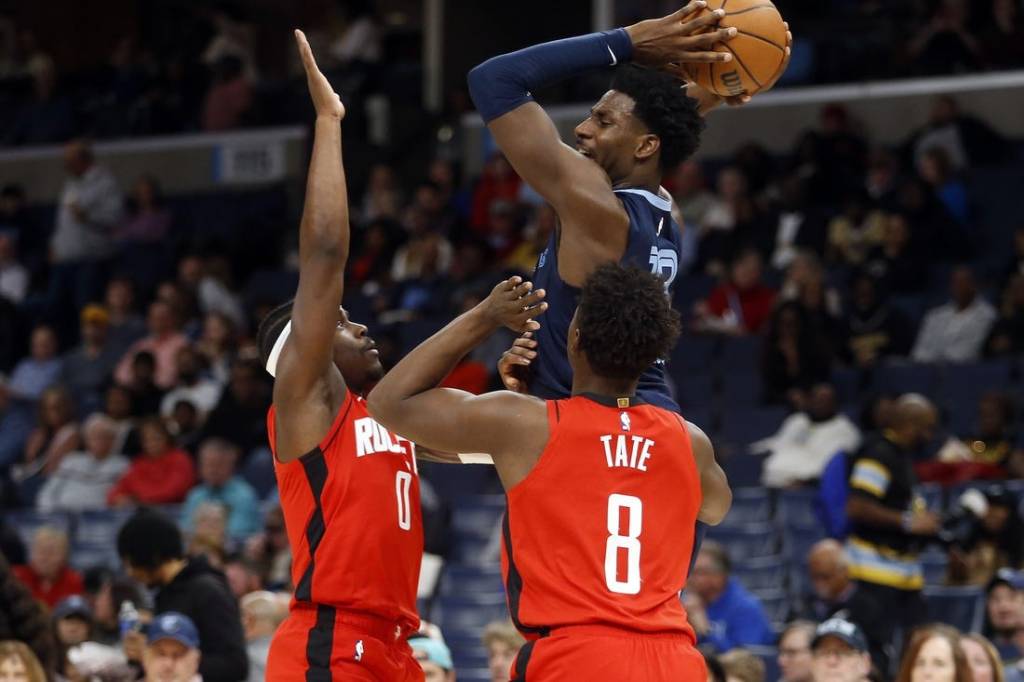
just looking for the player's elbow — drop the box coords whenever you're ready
[467,60,495,101]
[699,486,732,526]
[365,386,399,428]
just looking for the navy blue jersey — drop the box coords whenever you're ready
[529,188,682,410]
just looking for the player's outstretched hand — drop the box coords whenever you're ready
[479,276,547,334]
[499,332,538,394]
[294,29,345,120]
[627,1,736,67]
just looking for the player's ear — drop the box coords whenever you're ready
[635,134,660,164]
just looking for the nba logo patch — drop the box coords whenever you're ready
[355,640,364,662]
[620,412,631,432]
[537,249,548,269]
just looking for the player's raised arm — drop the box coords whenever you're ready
[467,2,731,248]
[686,421,732,525]
[270,31,350,458]
[367,278,549,462]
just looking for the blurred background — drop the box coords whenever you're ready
[1,1,1024,681]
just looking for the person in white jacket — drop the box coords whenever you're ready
[36,413,128,512]
[755,384,862,488]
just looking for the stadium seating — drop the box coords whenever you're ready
[923,585,985,633]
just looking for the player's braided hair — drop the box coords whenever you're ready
[610,64,705,171]
[576,264,680,382]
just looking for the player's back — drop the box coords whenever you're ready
[266,392,423,632]
[502,393,700,640]
[529,189,682,410]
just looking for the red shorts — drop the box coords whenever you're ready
[510,625,706,682]
[266,604,423,681]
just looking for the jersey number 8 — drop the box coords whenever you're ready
[605,494,642,594]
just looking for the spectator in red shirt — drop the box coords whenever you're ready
[695,249,777,335]
[107,418,196,507]
[470,154,520,234]
[13,527,83,608]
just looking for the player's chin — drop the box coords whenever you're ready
[367,359,385,381]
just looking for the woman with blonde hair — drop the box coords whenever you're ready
[960,633,1006,682]
[895,624,973,682]
[0,640,47,682]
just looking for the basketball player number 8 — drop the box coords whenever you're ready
[395,472,412,531]
[605,494,642,595]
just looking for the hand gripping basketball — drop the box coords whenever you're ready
[627,1,737,67]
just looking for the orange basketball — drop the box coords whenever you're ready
[684,0,788,97]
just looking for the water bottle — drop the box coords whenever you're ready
[118,600,140,638]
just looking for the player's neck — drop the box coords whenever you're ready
[572,376,639,400]
[613,171,661,196]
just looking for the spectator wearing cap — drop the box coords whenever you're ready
[983,569,1024,663]
[117,510,248,682]
[685,541,775,652]
[53,595,93,649]
[36,413,128,513]
[811,618,872,682]
[59,304,121,415]
[143,612,202,682]
[181,438,260,542]
[410,636,455,682]
[482,621,524,682]
[13,526,83,608]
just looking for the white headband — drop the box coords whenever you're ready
[265,320,292,378]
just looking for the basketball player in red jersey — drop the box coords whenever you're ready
[257,31,424,681]
[368,264,733,681]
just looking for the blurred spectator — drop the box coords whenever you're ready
[410,636,455,682]
[482,621,524,682]
[15,386,80,501]
[720,648,765,682]
[865,149,902,208]
[51,594,125,679]
[52,597,91,648]
[0,640,47,682]
[182,438,260,541]
[240,591,286,682]
[778,621,816,682]
[102,384,141,456]
[202,55,253,132]
[125,351,165,417]
[196,312,238,386]
[841,273,914,368]
[810,618,872,682]
[0,185,43,275]
[0,232,27,305]
[778,251,842,343]
[685,541,774,652]
[948,487,1024,586]
[767,176,828,271]
[894,625,972,682]
[36,413,129,512]
[698,167,764,274]
[159,346,222,421]
[986,273,1024,357]
[114,301,190,390]
[846,395,939,642]
[756,384,861,488]
[470,154,520,234]
[982,0,1024,69]
[47,141,124,327]
[961,633,1012,682]
[117,176,171,245]
[6,55,74,146]
[912,266,997,363]
[117,511,249,682]
[201,358,271,455]
[328,0,382,67]
[983,569,1024,663]
[188,502,229,569]
[669,160,717,235]
[88,574,149,647]
[907,95,1007,170]
[13,527,83,608]
[908,0,983,75]
[695,249,776,335]
[0,325,62,474]
[790,540,888,672]
[107,417,196,507]
[141,612,202,682]
[349,218,400,286]
[815,104,869,203]
[177,255,246,331]
[224,556,263,600]
[761,302,832,408]
[0,553,58,676]
[361,164,403,222]
[505,204,555,275]
[827,190,887,267]
[481,199,521,260]
[391,215,454,285]
[954,393,1017,471]
[863,212,928,294]
[243,506,291,590]
[59,304,120,413]
[103,276,147,358]
[919,146,969,225]
[707,654,728,682]
[169,400,204,454]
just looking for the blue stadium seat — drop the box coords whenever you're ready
[75,509,133,546]
[437,592,510,633]
[923,585,985,632]
[675,372,715,412]
[669,334,718,373]
[776,489,821,530]
[746,645,781,682]
[721,487,772,526]
[921,549,949,586]
[733,556,788,593]
[6,510,72,545]
[707,523,780,559]
[720,371,766,408]
[451,496,506,565]
[782,524,827,564]
[719,407,789,450]
[439,564,505,596]
[873,362,938,396]
[752,588,789,626]
[720,336,761,373]
[721,452,768,489]
[69,542,120,572]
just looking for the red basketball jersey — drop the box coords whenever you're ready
[267,392,423,634]
[502,394,701,640]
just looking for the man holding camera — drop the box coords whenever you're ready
[844,394,940,650]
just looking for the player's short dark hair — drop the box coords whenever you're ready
[116,509,184,570]
[611,65,705,171]
[576,263,680,382]
[256,299,294,369]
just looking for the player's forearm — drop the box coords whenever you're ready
[468,29,633,123]
[299,116,349,262]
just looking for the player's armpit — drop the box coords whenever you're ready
[687,420,732,525]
